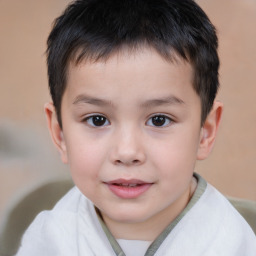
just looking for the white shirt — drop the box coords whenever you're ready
[16,177,256,256]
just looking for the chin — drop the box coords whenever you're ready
[103,207,149,223]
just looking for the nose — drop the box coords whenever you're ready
[110,126,146,166]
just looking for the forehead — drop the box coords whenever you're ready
[68,47,193,83]
[64,47,195,103]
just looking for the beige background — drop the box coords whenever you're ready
[0,0,256,223]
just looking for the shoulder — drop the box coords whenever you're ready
[203,183,253,230]
[16,187,88,255]
[158,181,256,256]
[52,186,83,211]
[192,175,255,236]
[192,183,256,254]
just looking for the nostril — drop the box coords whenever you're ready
[114,159,140,165]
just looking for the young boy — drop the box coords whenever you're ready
[16,0,256,255]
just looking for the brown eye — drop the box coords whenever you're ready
[146,115,172,127]
[85,115,110,127]
[153,116,166,126]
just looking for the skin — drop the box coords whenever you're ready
[45,48,223,241]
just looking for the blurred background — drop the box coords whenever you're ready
[0,0,256,226]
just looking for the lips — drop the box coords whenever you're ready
[105,179,153,199]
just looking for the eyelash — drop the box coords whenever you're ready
[83,114,173,128]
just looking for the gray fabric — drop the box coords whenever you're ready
[0,180,74,256]
[228,197,256,234]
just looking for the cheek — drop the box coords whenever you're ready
[65,137,107,180]
[149,130,200,176]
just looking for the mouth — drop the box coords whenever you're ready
[105,179,153,199]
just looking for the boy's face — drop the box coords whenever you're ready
[46,48,221,239]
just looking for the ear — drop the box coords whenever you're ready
[44,102,68,164]
[197,101,223,160]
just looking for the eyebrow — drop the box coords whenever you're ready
[73,94,114,107]
[73,94,184,108]
[140,95,185,108]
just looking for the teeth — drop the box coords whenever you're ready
[112,182,144,187]
[120,183,138,187]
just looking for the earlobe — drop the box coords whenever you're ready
[197,101,223,160]
[44,102,68,164]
